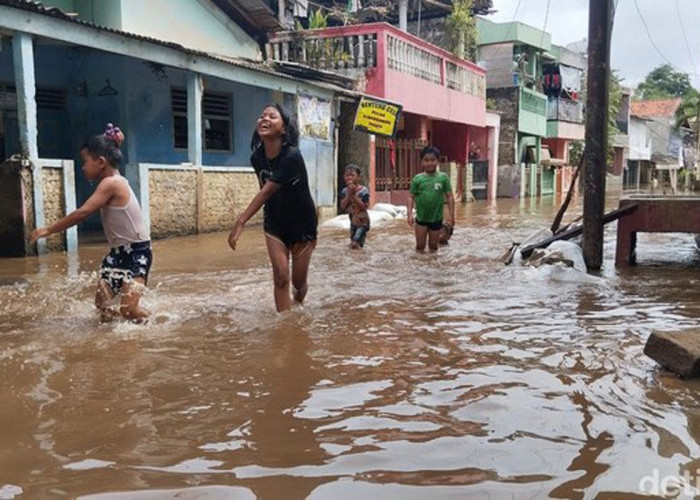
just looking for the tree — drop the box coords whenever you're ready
[675,88,700,132]
[445,0,478,61]
[636,64,693,100]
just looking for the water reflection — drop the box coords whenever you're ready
[1,197,700,498]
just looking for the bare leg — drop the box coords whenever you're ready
[266,234,292,312]
[414,224,428,252]
[428,229,441,252]
[291,241,316,305]
[95,279,118,322]
[119,277,150,323]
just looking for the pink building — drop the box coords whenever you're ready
[268,22,498,205]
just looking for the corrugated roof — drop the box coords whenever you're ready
[630,99,682,118]
[1,0,355,95]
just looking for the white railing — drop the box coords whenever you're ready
[267,33,378,71]
[386,35,442,85]
[446,61,486,98]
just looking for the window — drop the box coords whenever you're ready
[171,88,233,152]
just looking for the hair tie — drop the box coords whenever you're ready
[104,123,125,147]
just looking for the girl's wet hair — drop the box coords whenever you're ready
[82,123,124,167]
[250,103,299,151]
[420,145,441,159]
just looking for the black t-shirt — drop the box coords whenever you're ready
[251,145,317,242]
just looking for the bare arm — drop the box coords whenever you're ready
[228,180,281,250]
[407,194,415,226]
[31,179,116,242]
[446,191,455,226]
[340,189,353,212]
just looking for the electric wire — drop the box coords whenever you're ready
[673,0,700,88]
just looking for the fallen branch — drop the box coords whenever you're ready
[550,152,585,234]
[519,204,638,259]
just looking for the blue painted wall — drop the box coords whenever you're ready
[1,39,272,231]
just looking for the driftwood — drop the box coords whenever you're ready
[519,204,639,259]
[550,152,585,234]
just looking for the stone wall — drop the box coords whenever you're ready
[148,167,261,239]
[487,87,519,167]
[149,170,198,238]
[0,161,73,256]
[41,168,66,252]
[200,171,262,232]
[407,18,450,52]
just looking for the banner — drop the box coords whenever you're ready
[353,97,402,137]
[298,94,331,140]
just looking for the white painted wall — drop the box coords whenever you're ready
[628,117,651,161]
[118,0,261,60]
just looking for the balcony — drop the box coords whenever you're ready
[267,23,487,127]
[546,96,584,140]
[547,97,583,122]
[518,87,547,137]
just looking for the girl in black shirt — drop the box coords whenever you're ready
[228,104,317,312]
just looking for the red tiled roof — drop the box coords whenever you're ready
[630,98,682,118]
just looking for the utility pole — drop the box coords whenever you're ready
[582,0,613,270]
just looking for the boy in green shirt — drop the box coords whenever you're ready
[407,146,455,252]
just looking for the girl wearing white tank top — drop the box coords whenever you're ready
[31,124,152,323]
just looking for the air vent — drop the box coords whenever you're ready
[171,88,187,114]
[4,85,66,110]
[203,92,230,117]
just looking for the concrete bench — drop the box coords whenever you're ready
[615,196,700,266]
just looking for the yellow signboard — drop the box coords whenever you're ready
[353,97,403,137]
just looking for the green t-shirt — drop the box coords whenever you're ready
[410,171,452,223]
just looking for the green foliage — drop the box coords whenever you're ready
[675,88,700,132]
[485,97,496,110]
[308,8,329,29]
[636,64,693,100]
[292,9,349,69]
[569,140,584,166]
[446,0,477,61]
[607,71,623,165]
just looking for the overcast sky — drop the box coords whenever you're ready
[487,0,700,89]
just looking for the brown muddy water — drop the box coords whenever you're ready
[2,197,700,499]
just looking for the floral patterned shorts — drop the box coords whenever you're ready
[99,241,152,294]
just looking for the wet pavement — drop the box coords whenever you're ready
[2,196,700,499]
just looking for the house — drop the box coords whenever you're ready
[476,18,591,199]
[476,18,550,199]
[541,44,585,197]
[0,0,350,256]
[629,98,683,192]
[266,20,497,205]
[624,114,653,191]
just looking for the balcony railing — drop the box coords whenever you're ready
[520,87,547,115]
[547,97,583,122]
[267,23,486,99]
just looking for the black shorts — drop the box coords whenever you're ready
[416,220,443,231]
[264,221,317,249]
[99,241,152,294]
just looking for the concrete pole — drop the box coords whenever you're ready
[13,32,38,161]
[13,31,46,255]
[398,0,408,32]
[582,0,613,270]
[187,72,203,166]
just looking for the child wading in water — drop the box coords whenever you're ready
[228,104,317,312]
[339,164,370,249]
[31,124,152,322]
[407,146,455,252]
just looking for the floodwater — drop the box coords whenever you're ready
[2,196,700,500]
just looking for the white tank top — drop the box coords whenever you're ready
[100,177,150,248]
